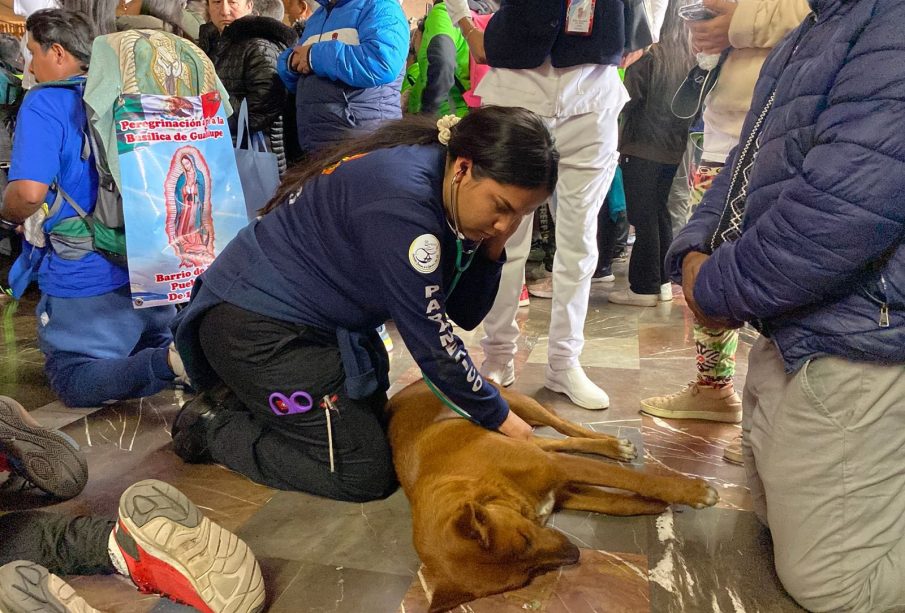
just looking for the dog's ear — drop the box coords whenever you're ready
[428,582,476,613]
[453,501,492,550]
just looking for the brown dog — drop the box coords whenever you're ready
[387,380,719,612]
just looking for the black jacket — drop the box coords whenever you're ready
[203,16,296,171]
[484,0,624,70]
[619,47,695,165]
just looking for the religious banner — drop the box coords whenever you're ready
[114,91,247,308]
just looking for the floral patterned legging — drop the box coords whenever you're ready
[689,161,738,387]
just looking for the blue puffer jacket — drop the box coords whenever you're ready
[667,0,905,372]
[276,0,408,152]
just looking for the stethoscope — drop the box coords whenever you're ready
[446,167,482,298]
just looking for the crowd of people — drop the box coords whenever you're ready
[0,0,903,612]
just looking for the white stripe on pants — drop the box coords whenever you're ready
[744,336,905,612]
[480,109,621,369]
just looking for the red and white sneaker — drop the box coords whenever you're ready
[518,284,530,307]
[111,479,265,613]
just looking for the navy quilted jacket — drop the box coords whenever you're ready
[666,0,905,372]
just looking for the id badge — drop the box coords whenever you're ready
[565,0,596,36]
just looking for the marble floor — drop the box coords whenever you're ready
[0,258,803,612]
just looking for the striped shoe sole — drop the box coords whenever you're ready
[115,479,265,613]
[0,561,101,613]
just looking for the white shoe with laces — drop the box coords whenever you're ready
[544,365,609,410]
[482,360,515,387]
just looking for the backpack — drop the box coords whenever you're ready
[0,61,23,108]
[29,78,129,267]
[36,30,223,269]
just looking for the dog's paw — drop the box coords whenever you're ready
[615,438,637,461]
[688,482,719,509]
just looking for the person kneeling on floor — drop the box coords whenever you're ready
[0,9,185,409]
[669,1,905,610]
[170,107,558,503]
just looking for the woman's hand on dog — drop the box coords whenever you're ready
[497,410,534,441]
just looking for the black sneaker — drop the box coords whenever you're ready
[0,560,101,613]
[0,397,88,500]
[171,393,222,463]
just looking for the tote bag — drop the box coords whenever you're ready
[234,99,280,221]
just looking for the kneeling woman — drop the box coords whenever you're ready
[171,107,558,502]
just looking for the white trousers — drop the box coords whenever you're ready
[481,109,621,369]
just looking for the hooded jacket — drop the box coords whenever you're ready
[276,0,409,153]
[205,16,297,152]
[667,0,905,372]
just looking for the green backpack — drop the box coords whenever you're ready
[31,78,128,267]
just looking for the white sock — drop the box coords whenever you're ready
[107,526,131,578]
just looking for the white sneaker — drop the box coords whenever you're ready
[544,365,609,410]
[659,283,673,302]
[607,288,658,307]
[482,360,515,387]
[592,273,616,284]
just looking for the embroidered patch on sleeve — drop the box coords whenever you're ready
[409,234,441,274]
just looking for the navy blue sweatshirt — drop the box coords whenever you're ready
[196,144,509,428]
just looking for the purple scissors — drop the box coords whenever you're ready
[269,391,314,416]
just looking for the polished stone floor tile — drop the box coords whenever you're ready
[237,489,419,576]
[401,549,650,613]
[646,507,805,612]
[260,557,413,613]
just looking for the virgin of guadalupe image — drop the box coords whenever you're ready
[164,146,216,267]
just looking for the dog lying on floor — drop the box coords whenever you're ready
[387,380,719,612]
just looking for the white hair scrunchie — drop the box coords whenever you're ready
[437,114,462,146]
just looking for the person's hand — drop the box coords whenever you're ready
[481,215,523,262]
[289,44,314,75]
[688,0,736,55]
[681,251,742,329]
[497,410,533,441]
[459,18,486,64]
[620,48,644,69]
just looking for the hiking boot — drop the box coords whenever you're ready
[640,382,742,423]
[112,479,265,613]
[545,365,609,410]
[527,277,553,299]
[0,561,101,613]
[607,288,658,307]
[171,394,220,463]
[0,396,88,499]
[482,360,515,387]
[723,433,744,465]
